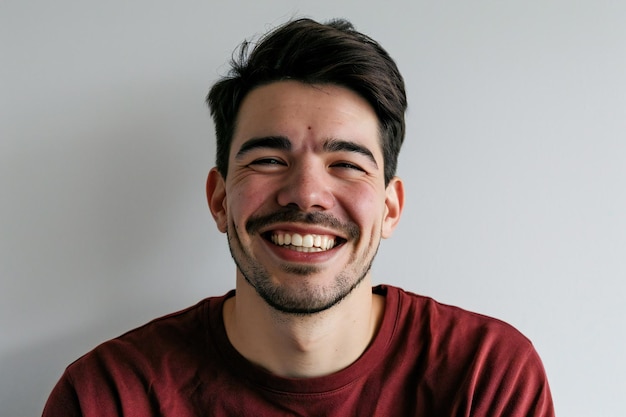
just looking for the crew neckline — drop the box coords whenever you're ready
[207,285,400,395]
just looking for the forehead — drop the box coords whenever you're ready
[231,81,381,155]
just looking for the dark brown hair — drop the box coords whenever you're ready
[207,18,407,185]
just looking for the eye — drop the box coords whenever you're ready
[331,162,366,172]
[250,157,284,165]
[247,157,286,171]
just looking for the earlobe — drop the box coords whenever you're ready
[206,168,228,233]
[382,177,404,239]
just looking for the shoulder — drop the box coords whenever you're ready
[379,284,532,346]
[43,292,235,416]
[65,292,232,379]
[377,284,544,375]
[376,285,554,415]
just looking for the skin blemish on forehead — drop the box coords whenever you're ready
[308,126,312,130]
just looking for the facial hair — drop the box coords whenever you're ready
[226,208,380,315]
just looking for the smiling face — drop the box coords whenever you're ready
[207,81,403,315]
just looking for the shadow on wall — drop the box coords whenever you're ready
[2,80,222,416]
[0,321,118,416]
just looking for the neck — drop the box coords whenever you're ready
[223,274,384,378]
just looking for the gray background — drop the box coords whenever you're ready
[2,1,625,416]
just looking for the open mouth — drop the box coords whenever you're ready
[264,231,345,253]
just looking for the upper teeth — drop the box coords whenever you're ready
[270,232,336,251]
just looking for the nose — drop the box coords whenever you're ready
[276,161,335,211]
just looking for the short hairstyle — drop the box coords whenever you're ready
[207,18,407,185]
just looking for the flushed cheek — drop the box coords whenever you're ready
[226,186,278,245]
[227,182,272,214]
[338,187,385,225]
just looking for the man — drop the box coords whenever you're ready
[43,18,555,416]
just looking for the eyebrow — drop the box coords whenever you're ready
[235,136,291,159]
[323,138,378,168]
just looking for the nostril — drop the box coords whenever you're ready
[276,176,336,211]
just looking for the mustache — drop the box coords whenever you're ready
[245,208,360,240]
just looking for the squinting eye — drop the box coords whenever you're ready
[250,158,284,166]
[332,162,365,172]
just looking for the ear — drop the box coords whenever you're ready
[382,176,404,239]
[206,167,228,233]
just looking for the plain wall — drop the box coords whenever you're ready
[2,1,625,415]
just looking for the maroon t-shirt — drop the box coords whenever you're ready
[43,285,555,416]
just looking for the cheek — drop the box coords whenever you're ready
[337,183,385,226]
[226,181,273,222]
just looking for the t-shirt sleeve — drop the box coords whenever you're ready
[469,340,555,417]
[42,372,83,417]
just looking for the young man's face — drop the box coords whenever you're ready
[208,80,403,314]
